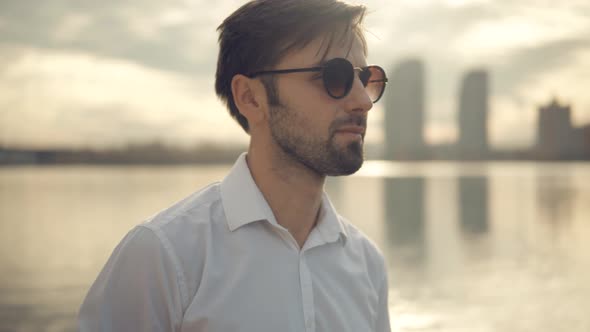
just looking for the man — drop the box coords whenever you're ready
[79,0,390,331]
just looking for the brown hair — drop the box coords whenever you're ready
[215,0,367,133]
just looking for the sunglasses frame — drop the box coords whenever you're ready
[246,58,388,103]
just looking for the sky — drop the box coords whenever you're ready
[1,0,589,150]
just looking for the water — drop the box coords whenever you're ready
[1,162,589,331]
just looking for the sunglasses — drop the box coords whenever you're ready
[247,58,388,103]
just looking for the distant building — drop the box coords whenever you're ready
[384,59,426,160]
[536,98,589,159]
[457,70,489,159]
[578,124,590,154]
[571,126,590,159]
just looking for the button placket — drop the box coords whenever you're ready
[299,253,315,332]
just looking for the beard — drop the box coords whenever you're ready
[268,102,366,176]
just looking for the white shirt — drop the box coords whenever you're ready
[79,153,390,332]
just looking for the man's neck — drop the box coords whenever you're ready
[246,144,325,249]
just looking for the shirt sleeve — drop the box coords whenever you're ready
[375,270,391,332]
[79,225,185,332]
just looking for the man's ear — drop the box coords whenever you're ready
[231,74,267,128]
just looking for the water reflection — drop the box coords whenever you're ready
[2,164,590,331]
[383,177,426,264]
[537,175,574,227]
[0,302,77,332]
[458,177,489,235]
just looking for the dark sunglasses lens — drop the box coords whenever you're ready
[365,66,386,102]
[323,58,353,99]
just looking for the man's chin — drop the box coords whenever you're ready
[326,161,363,176]
[327,144,364,176]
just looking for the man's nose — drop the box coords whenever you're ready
[345,75,373,113]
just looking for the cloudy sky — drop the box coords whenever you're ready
[1,0,589,150]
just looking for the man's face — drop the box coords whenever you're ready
[266,34,373,176]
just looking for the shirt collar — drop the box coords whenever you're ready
[220,153,277,232]
[316,192,349,245]
[220,152,348,245]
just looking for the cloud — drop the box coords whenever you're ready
[0,46,245,149]
[494,38,590,96]
[0,0,232,77]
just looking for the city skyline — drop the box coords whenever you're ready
[3,89,589,164]
[382,57,590,160]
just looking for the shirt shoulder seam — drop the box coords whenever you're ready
[146,182,222,228]
[138,224,190,310]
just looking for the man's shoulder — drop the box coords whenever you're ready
[140,181,226,240]
[338,216,387,272]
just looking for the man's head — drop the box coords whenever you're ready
[216,0,386,176]
[215,0,368,132]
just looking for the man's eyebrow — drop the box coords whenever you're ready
[311,58,368,68]
[303,59,327,68]
[314,59,328,67]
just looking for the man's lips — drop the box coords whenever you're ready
[335,126,366,136]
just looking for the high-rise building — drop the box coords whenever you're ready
[576,124,590,158]
[384,59,425,160]
[536,98,586,159]
[457,70,489,159]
